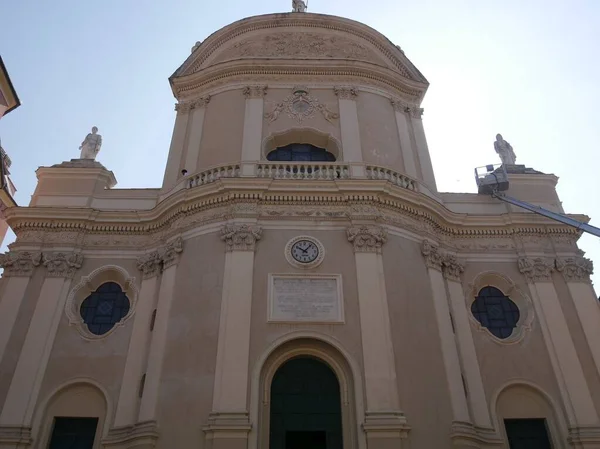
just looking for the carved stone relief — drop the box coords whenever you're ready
[136,251,162,280]
[42,252,84,278]
[333,86,358,100]
[162,237,184,269]
[136,237,184,278]
[221,224,262,251]
[421,240,464,281]
[517,257,554,282]
[0,251,42,277]
[390,97,424,118]
[175,95,211,113]
[264,86,338,124]
[243,85,268,99]
[346,225,387,253]
[555,257,594,283]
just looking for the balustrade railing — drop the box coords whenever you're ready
[187,164,240,188]
[256,162,350,180]
[366,165,416,190]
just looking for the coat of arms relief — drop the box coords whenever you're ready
[264,86,339,124]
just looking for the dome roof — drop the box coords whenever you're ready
[170,13,428,103]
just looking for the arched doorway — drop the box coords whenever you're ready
[269,357,343,449]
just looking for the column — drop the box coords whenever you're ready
[162,104,192,190]
[556,257,600,378]
[518,257,600,432]
[408,107,437,191]
[390,99,418,179]
[421,242,470,425]
[0,252,83,432]
[442,255,494,430]
[183,96,211,175]
[347,226,409,446]
[112,252,161,427]
[241,86,267,176]
[204,224,261,448]
[334,86,364,177]
[0,251,41,365]
[138,238,183,423]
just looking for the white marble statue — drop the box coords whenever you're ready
[79,126,102,159]
[292,0,307,12]
[494,133,516,165]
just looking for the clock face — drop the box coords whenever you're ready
[291,240,320,264]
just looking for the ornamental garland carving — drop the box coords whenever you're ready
[162,237,184,269]
[0,251,42,277]
[420,241,464,280]
[42,252,84,278]
[518,257,554,282]
[136,237,184,278]
[221,224,262,251]
[136,251,162,279]
[442,254,465,281]
[334,86,358,100]
[421,240,443,271]
[346,225,387,253]
[175,95,211,113]
[555,257,594,283]
[264,87,338,124]
[243,85,267,98]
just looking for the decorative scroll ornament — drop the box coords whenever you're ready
[221,224,262,251]
[0,251,42,277]
[334,86,358,100]
[518,257,554,282]
[42,252,84,278]
[136,251,162,279]
[161,237,184,269]
[421,240,443,271]
[555,257,594,283]
[175,95,211,113]
[442,254,464,281]
[346,225,387,253]
[243,85,267,99]
[265,86,339,124]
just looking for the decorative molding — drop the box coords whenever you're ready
[518,257,554,282]
[161,237,184,269]
[442,254,464,281]
[555,257,594,283]
[136,251,162,279]
[346,225,387,253]
[406,105,424,119]
[175,95,211,113]
[103,420,159,449]
[421,240,443,271]
[264,86,338,124]
[334,86,358,100]
[0,251,41,277]
[42,252,84,278]
[221,224,262,251]
[0,425,32,445]
[390,97,424,118]
[243,85,267,98]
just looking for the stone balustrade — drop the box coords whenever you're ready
[183,162,419,191]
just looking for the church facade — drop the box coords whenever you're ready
[1,9,600,449]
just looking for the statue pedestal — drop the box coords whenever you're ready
[30,159,117,207]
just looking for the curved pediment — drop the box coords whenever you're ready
[172,13,428,96]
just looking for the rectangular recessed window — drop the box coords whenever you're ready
[504,418,551,449]
[49,417,98,449]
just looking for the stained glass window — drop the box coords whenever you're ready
[80,282,130,335]
[471,286,520,339]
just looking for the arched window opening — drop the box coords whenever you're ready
[270,357,343,449]
[80,282,130,336]
[471,286,520,339]
[267,143,336,162]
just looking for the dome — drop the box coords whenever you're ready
[170,13,428,103]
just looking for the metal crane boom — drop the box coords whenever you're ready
[492,192,600,238]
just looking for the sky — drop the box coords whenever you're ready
[1,0,599,289]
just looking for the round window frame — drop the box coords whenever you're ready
[467,272,534,345]
[285,236,325,269]
[65,265,138,340]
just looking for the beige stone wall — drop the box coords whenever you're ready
[198,89,245,169]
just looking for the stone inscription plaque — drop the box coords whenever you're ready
[269,275,343,323]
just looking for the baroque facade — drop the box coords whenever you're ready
[1,9,600,449]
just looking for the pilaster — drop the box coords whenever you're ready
[241,86,267,175]
[408,106,437,191]
[204,224,262,448]
[182,96,211,175]
[334,86,364,178]
[518,256,600,433]
[0,251,41,365]
[162,105,192,190]
[138,238,183,423]
[346,225,410,447]
[0,252,83,444]
[390,98,418,179]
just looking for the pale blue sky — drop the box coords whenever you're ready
[1,0,599,287]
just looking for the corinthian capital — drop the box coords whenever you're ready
[346,226,387,253]
[42,252,84,278]
[0,251,42,277]
[421,240,443,271]
[221,224,262,251]
[334,86,358,100]
[175,95,211,113]
[555,257,594,283]
[518,257,554,282]
[442,254,464,281]
[161,237,184,269]
[243,85,268,99]
[136,251,162,279]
